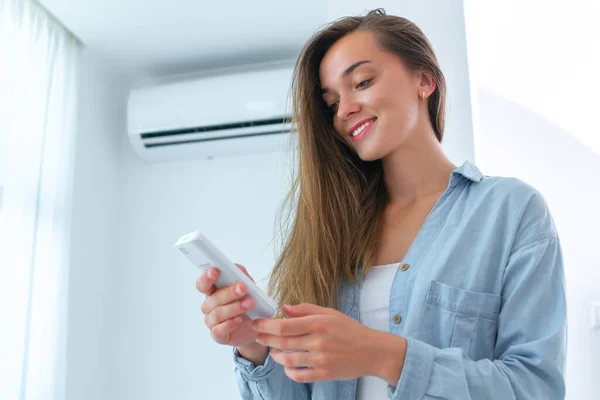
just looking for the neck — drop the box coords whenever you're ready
[381,126,456,206]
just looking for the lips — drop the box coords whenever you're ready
[348,117,377,137]
[348,117,377,142]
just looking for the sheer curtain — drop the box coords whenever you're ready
[0,0,80,399]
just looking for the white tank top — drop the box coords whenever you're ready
[356,263,399,400]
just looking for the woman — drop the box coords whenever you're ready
[196,9,566,400]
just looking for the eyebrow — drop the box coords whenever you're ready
[321,60,372,94]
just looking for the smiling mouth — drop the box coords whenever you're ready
[349,118,377,141]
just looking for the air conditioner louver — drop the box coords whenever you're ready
[140,116,292,148]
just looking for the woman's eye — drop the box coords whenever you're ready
[329,101,339,113]
[356,79,372,89]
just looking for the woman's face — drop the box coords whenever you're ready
[319,30,431,161]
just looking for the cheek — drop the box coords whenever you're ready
[360,86,402,123]
[370,78,412,114]
[381,93,417,131]
[381,87,407,112]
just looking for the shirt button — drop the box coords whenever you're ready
[401,263,410,271]
[393,314,402,324]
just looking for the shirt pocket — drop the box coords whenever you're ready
[417,280,502,360]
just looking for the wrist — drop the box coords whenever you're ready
[236,342,269,366]
[369,330,407,386]
[238,340,265,351]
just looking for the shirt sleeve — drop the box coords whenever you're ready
[233,346,312,400]
[387,233,567,399]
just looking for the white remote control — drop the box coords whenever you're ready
[174,231,277,320]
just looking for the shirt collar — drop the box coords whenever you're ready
[449,160,483,187]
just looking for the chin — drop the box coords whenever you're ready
[353,130,396,162]
[357,153,379,162]
[356,146,387,162]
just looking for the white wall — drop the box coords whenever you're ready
[109,144,292,399]
[464,1,600,399]
[66,49,128,400]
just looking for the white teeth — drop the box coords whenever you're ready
[351,120,372,137]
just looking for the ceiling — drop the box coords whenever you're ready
[38,0,327,77]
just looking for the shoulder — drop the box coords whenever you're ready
[471,174,558,248]
[475,175,542,203]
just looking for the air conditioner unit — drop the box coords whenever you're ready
[127,66,294,163]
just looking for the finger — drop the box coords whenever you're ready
[282,303,334,318]
[210,316,244,344]
[270,348,312,369]
[255,333,311,351]
[284,366,330,383]
[205,296,254,328]
[196,267,220,295]
[201,281,247,315]
[252,316,318,336]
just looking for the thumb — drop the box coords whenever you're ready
[283,303,332,317]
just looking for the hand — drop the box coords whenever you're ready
[196,264,258,347]
[251,303,406,384]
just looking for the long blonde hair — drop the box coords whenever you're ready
[268,8,446,315]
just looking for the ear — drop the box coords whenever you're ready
[418,71,437,98]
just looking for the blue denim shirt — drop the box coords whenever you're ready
[233,161,567,399]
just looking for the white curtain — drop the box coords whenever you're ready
[0,0,80,399]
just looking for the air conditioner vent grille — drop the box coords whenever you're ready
[140,116,292,139]
[144,129,290,148]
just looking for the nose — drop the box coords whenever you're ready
[336,95,361,120]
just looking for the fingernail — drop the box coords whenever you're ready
[235,284,243,296]
[233,316,242,324]
[207,270,214,279]
[242,299,252,309]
